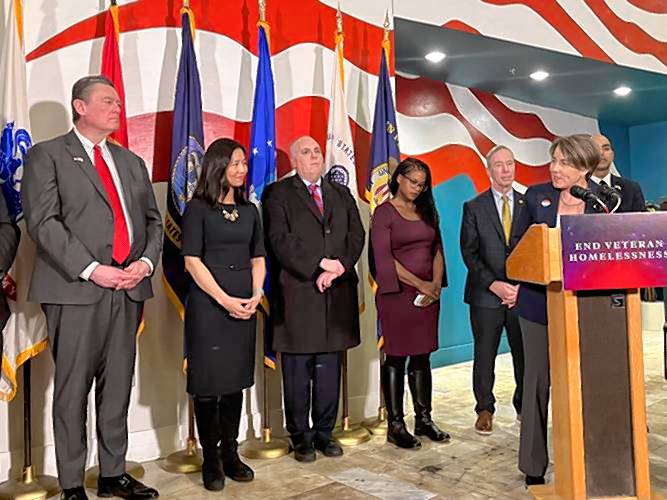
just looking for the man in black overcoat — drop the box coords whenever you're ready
[263,135,364,462]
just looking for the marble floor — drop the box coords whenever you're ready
[52,328,667,499]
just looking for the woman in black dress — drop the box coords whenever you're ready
[182,138,266,491]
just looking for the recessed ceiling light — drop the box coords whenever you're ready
[614,86,632,97]
[425,51,446,63]
[530,70,549,81]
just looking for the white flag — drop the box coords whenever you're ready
[324,32,365,310]
[0,0,48,400]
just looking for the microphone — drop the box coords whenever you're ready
[598,184,622,213]
[570,185,609,213]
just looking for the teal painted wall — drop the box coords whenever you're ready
[600,120,667,205]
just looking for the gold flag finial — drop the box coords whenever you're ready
[259,0,266,22]
[110,0,117,5]
[383,10,390,39]
[336,3,343,35]
[183,0,190,7]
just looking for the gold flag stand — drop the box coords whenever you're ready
[158,397,202,474]
[240,364,290,459]
[0,360,60,500]
[362,351,387,435]
[333,352,371,446]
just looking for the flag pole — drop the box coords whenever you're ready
[239,0,289,460]
[159,396,202,474]
[240,321,289,459]
[333,352,371,446]
[361,10,392,437]
[239,365,290,459]
[0,360,60,499]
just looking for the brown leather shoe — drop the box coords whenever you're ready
[474,410,493,435]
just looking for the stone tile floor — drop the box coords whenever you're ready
[52,328,667,499]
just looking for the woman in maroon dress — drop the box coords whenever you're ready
[371,157,450,449]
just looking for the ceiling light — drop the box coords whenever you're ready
[425,51,446,63]
[530,70,549,81]
[614,86,632,97]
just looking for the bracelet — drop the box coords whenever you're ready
[254,288,264,297]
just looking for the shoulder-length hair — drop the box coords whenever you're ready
[549,134,601,177]
[389,157,441,238]
[193,138,248,207]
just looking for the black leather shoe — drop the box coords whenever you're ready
[415,419,451,442]
[97,473,159,498]
[61,487,88,500]
[293,441,316,462]
[387,421,422,449]
[525,475,545,486]
[314,438,343,457]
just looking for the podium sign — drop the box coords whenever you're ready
[561,212,667,291]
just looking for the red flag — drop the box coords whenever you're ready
[100,2,144,335]
[101,2,128,148]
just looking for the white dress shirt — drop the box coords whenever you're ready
[491,187,514,222]
[590,172,612,186]
[73,127,154,280]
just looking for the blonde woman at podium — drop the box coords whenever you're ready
[511,135,602,488]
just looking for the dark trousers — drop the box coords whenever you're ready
[43,290,142,489]
[281,352,341,445]
[518,317,550,477]
[470,305,524,414]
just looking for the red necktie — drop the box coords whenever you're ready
[94,145,130,264]
[308,184,324,215]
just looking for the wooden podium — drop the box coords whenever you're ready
[507,224,663,500]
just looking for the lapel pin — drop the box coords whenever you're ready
[73,156,84,162]
[541,199,552,207]
[518,198,524,205]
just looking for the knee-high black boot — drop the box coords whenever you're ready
[219,392,254,482]
[382,364,421,449]
[193,396,225,491]
[408,368,450,442]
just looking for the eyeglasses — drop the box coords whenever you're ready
[400,173,428,192]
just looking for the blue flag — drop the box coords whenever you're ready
[247,24,277,369]
[367,49,400,349]
[366,51,399,214]
[162,9,205,319]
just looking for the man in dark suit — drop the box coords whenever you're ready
[22,76,162,500]
[0,189,20,343]
[263,135,364,463]
[591,134,646,212]
[460,145,524,436]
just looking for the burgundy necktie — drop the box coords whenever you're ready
[94,145,130,263]
[309,184,324,215]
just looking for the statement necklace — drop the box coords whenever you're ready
[221,205,240,222]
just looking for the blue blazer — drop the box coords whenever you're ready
[511,181,601,325]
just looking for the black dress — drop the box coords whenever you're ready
[181,198,265,396]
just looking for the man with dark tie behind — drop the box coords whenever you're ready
[460,145,525,436]
[263,136,364,463]
[590,134,646,212]
[22,75,162,500]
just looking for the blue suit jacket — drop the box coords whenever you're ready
[511,181,601,325]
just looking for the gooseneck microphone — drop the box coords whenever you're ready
[569,185,609,213]
[597,183,622,213]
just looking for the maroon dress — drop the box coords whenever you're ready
[370,202,444,356]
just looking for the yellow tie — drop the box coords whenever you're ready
[502,195,511,244]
